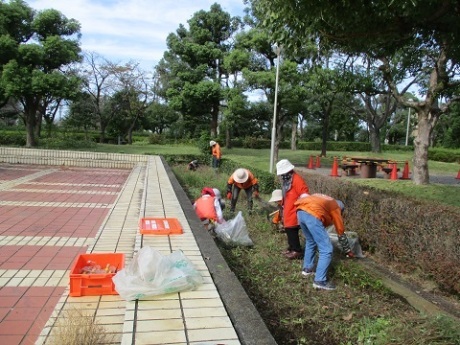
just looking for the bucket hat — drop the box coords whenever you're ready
[233,168,249,183]
[209,140,216,146]
[276,159,295,175]
[336,199,345,212]
[269,189,283,202]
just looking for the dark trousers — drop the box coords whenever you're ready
[230,186,253,212]
[285,226,302,252]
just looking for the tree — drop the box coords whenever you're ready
[158,3,240,138]
[0,1,82,147]
[249,0,460,184]
[78,52,118,143]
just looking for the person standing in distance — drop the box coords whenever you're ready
[209,140,221,170]
[276,159,310,260]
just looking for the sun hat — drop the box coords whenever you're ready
[233,168,249,183]
[212,188,222,199]
[269,189,283,202]
[276,159,295,176]
[336,200,345,212]
[209,140,216,146]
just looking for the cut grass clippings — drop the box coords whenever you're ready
[173,164,460,345]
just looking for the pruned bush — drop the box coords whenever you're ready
[301,172,460,296]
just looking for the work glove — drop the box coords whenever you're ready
[345,251,355,258]
[338,234,352,256]
[226,192,232,200]
[253,190,259,199]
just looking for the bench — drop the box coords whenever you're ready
[341,164,359,176]
[382,166,400,179]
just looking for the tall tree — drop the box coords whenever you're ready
[158,3,240,138]
[249,0,460,184]
[0,1,82,147]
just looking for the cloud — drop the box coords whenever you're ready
[25,0,246,70]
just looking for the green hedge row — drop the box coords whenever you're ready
[163,154,279,194]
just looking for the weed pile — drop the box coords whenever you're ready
[173,164,460,345]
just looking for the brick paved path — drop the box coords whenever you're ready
[0,164,130,345]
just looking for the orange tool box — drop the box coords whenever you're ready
[139,217,183,235]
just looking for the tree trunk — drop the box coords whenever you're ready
[369,126,381,153]
[291,117,297,150]
[225,127,231,148]
[210,102,219,137]
[412,111,433,185]
[25,115,37,147]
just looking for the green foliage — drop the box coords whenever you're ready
[428,148,460,163]
[173,163,460,345]
[197,131,212,155]
[0,130,26,146]
[38,137,96,150]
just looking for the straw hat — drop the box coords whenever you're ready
[233,168,249,183]
[209,140,216,146]
[276,159,295,175]
[269,189,283,202]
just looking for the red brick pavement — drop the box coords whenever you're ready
[0,164,130,345]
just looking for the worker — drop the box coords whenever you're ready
[188,160,199,171]
[209,140,221,169]
[193,187,224,231]
[295,194,353,291]
[268,189,284,232]
[226,168,259,214]
[276,159,310,260]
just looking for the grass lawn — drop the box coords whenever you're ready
[93,143,460,208]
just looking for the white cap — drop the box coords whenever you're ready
[209,140,216,146]
[269,189,282,202]
[233,168,249,183]
[276,159,295,175]
[212,188,221,199]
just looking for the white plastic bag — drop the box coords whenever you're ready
[214,211,253,246]
[326,226,364,258]
[112,246,203,301]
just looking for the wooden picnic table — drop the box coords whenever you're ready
[349,157,394,178]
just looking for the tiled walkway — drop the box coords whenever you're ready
[0,156,274,345]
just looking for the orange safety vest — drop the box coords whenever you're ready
[294,194,345,235]
[194,195,218,221]
[212,143,221,159]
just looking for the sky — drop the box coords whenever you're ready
[25,0,247,71]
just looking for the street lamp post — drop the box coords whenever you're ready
[269,46,281,173]
[405,99,413,146]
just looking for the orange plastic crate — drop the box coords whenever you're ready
[69,253,125,297]
[139,217,183,235]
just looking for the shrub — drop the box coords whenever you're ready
[301,172,460,296]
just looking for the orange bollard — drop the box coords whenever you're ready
[456,170,460,180]
[390,163,398,180]
[315,156,321,168]
[330,157,340,177]
[400,161,411,180]
[307,155,315,169]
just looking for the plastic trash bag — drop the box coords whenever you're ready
[326,226,364,258]
[112,246,203,301]
[214,211,253,247]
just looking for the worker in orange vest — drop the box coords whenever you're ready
[209,140,221,169]
[295,194,353,291]
[226,168,259,214]
[194,187,224,231]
